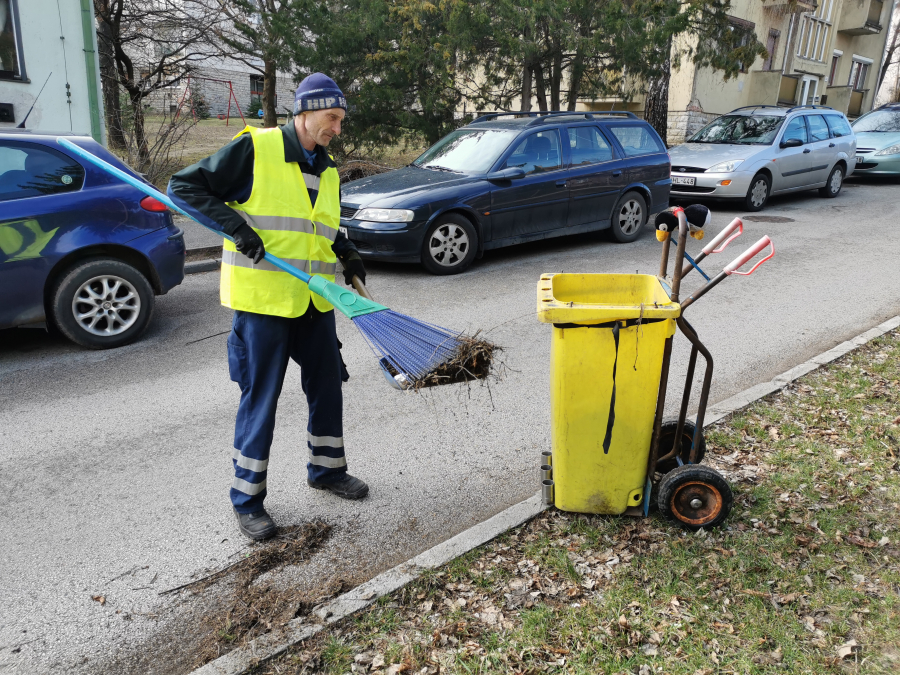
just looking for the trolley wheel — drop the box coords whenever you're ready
[655,420,706,475]
[658,464,732,530]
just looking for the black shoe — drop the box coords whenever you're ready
[307,474,369,500]
[234,508,278,541]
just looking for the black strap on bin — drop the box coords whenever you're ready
[553,318,666,455]
[602,322,620,454]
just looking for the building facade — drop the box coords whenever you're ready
[665,0,899,143]
[0,0,105,142]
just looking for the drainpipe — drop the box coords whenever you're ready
[79,0,105,144]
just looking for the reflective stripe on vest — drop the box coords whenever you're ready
[222,249,338,275]
[220,125,341,317]
[236,212,338,241]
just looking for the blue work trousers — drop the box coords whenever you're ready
[227,307,349,513]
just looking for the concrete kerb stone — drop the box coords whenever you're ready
[185,259,221,275]
[189,317,900,675]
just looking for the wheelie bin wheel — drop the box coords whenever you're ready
[656,420,706,474]
[658,465,732,530]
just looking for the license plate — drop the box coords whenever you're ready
[339,226,348,236]
[672,176,696,186]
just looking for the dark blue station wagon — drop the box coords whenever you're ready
[340,112,671,274]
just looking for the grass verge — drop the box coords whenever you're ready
[254,329,900,675]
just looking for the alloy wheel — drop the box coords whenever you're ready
[428,223,470,267]
[618,200,643,235]
[72,275,141,336]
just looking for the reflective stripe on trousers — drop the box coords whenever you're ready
[222,249,337,275]
[308,432,347,469]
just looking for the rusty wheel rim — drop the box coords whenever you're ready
[671,481,723,526]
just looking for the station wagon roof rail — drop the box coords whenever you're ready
[785,105,836,113]
[471,110,639,124]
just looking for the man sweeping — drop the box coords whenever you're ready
[168,73,369,542]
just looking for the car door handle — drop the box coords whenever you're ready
[555,180,567,187]
[612,171,622,177]
[829,143,836,147]
[803,148,811,153]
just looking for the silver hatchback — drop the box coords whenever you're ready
[668,105,856,211]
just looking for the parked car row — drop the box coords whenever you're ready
[2,104,898,350]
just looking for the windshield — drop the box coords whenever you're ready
[852,109,900,133]
[689,115,784,145]
[412,129,519,173]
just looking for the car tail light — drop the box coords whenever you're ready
[140,196,169,212]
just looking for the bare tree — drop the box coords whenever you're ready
[213,0,295,128]
[93,0,224,169]
[876,7,900,101]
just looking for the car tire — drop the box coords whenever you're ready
[51,257,155,349]
[819,165,843,198]
[420,213,478,275]
[610,191,647,243]
[744,173,770,211]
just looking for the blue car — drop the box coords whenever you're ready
[340,112,671,274]
[0,130,185,348]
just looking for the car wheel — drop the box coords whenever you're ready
[819,165,843,198]
[744,173,770,211]
[51,258,155,349]
[610,191,647,243]
[420,214,478,275]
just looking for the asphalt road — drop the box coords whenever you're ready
[2,178,899,675]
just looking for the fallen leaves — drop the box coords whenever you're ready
[90,594,106,606]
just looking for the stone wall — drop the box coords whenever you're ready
[666,106,717,145]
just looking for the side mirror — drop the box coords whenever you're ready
[487,166,526,181]
[780,137,803,149]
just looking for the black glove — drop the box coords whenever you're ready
[232,223,265,264]
[341,255,367,287]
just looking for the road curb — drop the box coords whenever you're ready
[185,258,221,275]
[189,315,900,675]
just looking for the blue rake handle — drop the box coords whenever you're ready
[57,137,314,283]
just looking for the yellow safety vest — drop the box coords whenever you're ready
[220,125,340,316]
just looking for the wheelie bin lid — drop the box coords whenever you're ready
[537,273,681,324]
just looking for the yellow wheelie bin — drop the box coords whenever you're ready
[537,273,680,514]
[536,207,775,529]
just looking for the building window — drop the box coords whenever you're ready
[250,75,263,107]
[763,29,780,70]
[0,0,25,81]
[829,51,841,85]
[848,58,871,90]
[797,0,834,62]
[727,16,756,73]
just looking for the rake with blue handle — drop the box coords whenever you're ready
[58,137,464,388]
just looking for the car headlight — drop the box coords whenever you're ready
[874,144,900,156]
[707,159,743,173]
[354,208,415,222]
